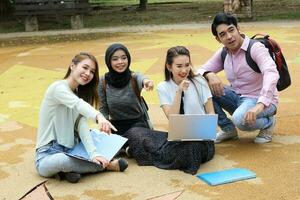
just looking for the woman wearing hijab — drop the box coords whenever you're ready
[99,43,154,136]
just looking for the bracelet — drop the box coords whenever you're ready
[203,71,212,80]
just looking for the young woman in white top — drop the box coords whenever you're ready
[35,52,128,183]
[157,46,215,117]
[123,46,215,175]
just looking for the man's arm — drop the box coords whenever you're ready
[203,72,225,97]
[251,42,279,107]
[197,48,226,97]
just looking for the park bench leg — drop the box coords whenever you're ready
[244,0,253,19]
[71,15,84,29]
[224,0,233,13]
[25,15,38,32]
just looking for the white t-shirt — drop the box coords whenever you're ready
[157,76,212,114]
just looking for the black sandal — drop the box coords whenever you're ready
[56,172,81,183]
[118,158,128,172]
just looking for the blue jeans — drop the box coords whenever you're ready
[35,141,103,178]
[212,87,277,132]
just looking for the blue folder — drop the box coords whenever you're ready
[196,168,256,186]
[66,129,128,162]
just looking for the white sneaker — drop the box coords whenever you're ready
[254,118,276,144]
[215,127,238,143]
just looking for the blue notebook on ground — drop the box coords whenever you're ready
[196,168,256,186]
[66,129,128,162]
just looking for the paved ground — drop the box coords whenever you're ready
[0,21,300,200]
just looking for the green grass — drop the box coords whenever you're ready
[0,20,24,33]
[85,1,223,28]
[88,0,221,6]
[254,0,300,21]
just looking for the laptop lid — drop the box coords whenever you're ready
[168,114,218,141]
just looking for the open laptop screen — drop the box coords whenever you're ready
[168,114,218,141]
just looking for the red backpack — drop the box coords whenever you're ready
[221,34,291,91]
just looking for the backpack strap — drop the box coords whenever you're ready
[131,73,149,111]
[245,39,261,73]
[101,76,107,96]
[130,73,142,101]
[221,47,227,68]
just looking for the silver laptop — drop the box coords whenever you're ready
[168,114,218,141]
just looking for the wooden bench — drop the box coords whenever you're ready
[14,0,91,31]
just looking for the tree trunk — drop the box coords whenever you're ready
[138,0,148,11]
[223,0,253,19]
[0,0,14,19]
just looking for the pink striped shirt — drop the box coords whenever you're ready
[198,36,279,107]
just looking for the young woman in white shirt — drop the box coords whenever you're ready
[124,46,215,175]
[35,52,128,183]
[157,46,215,117]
